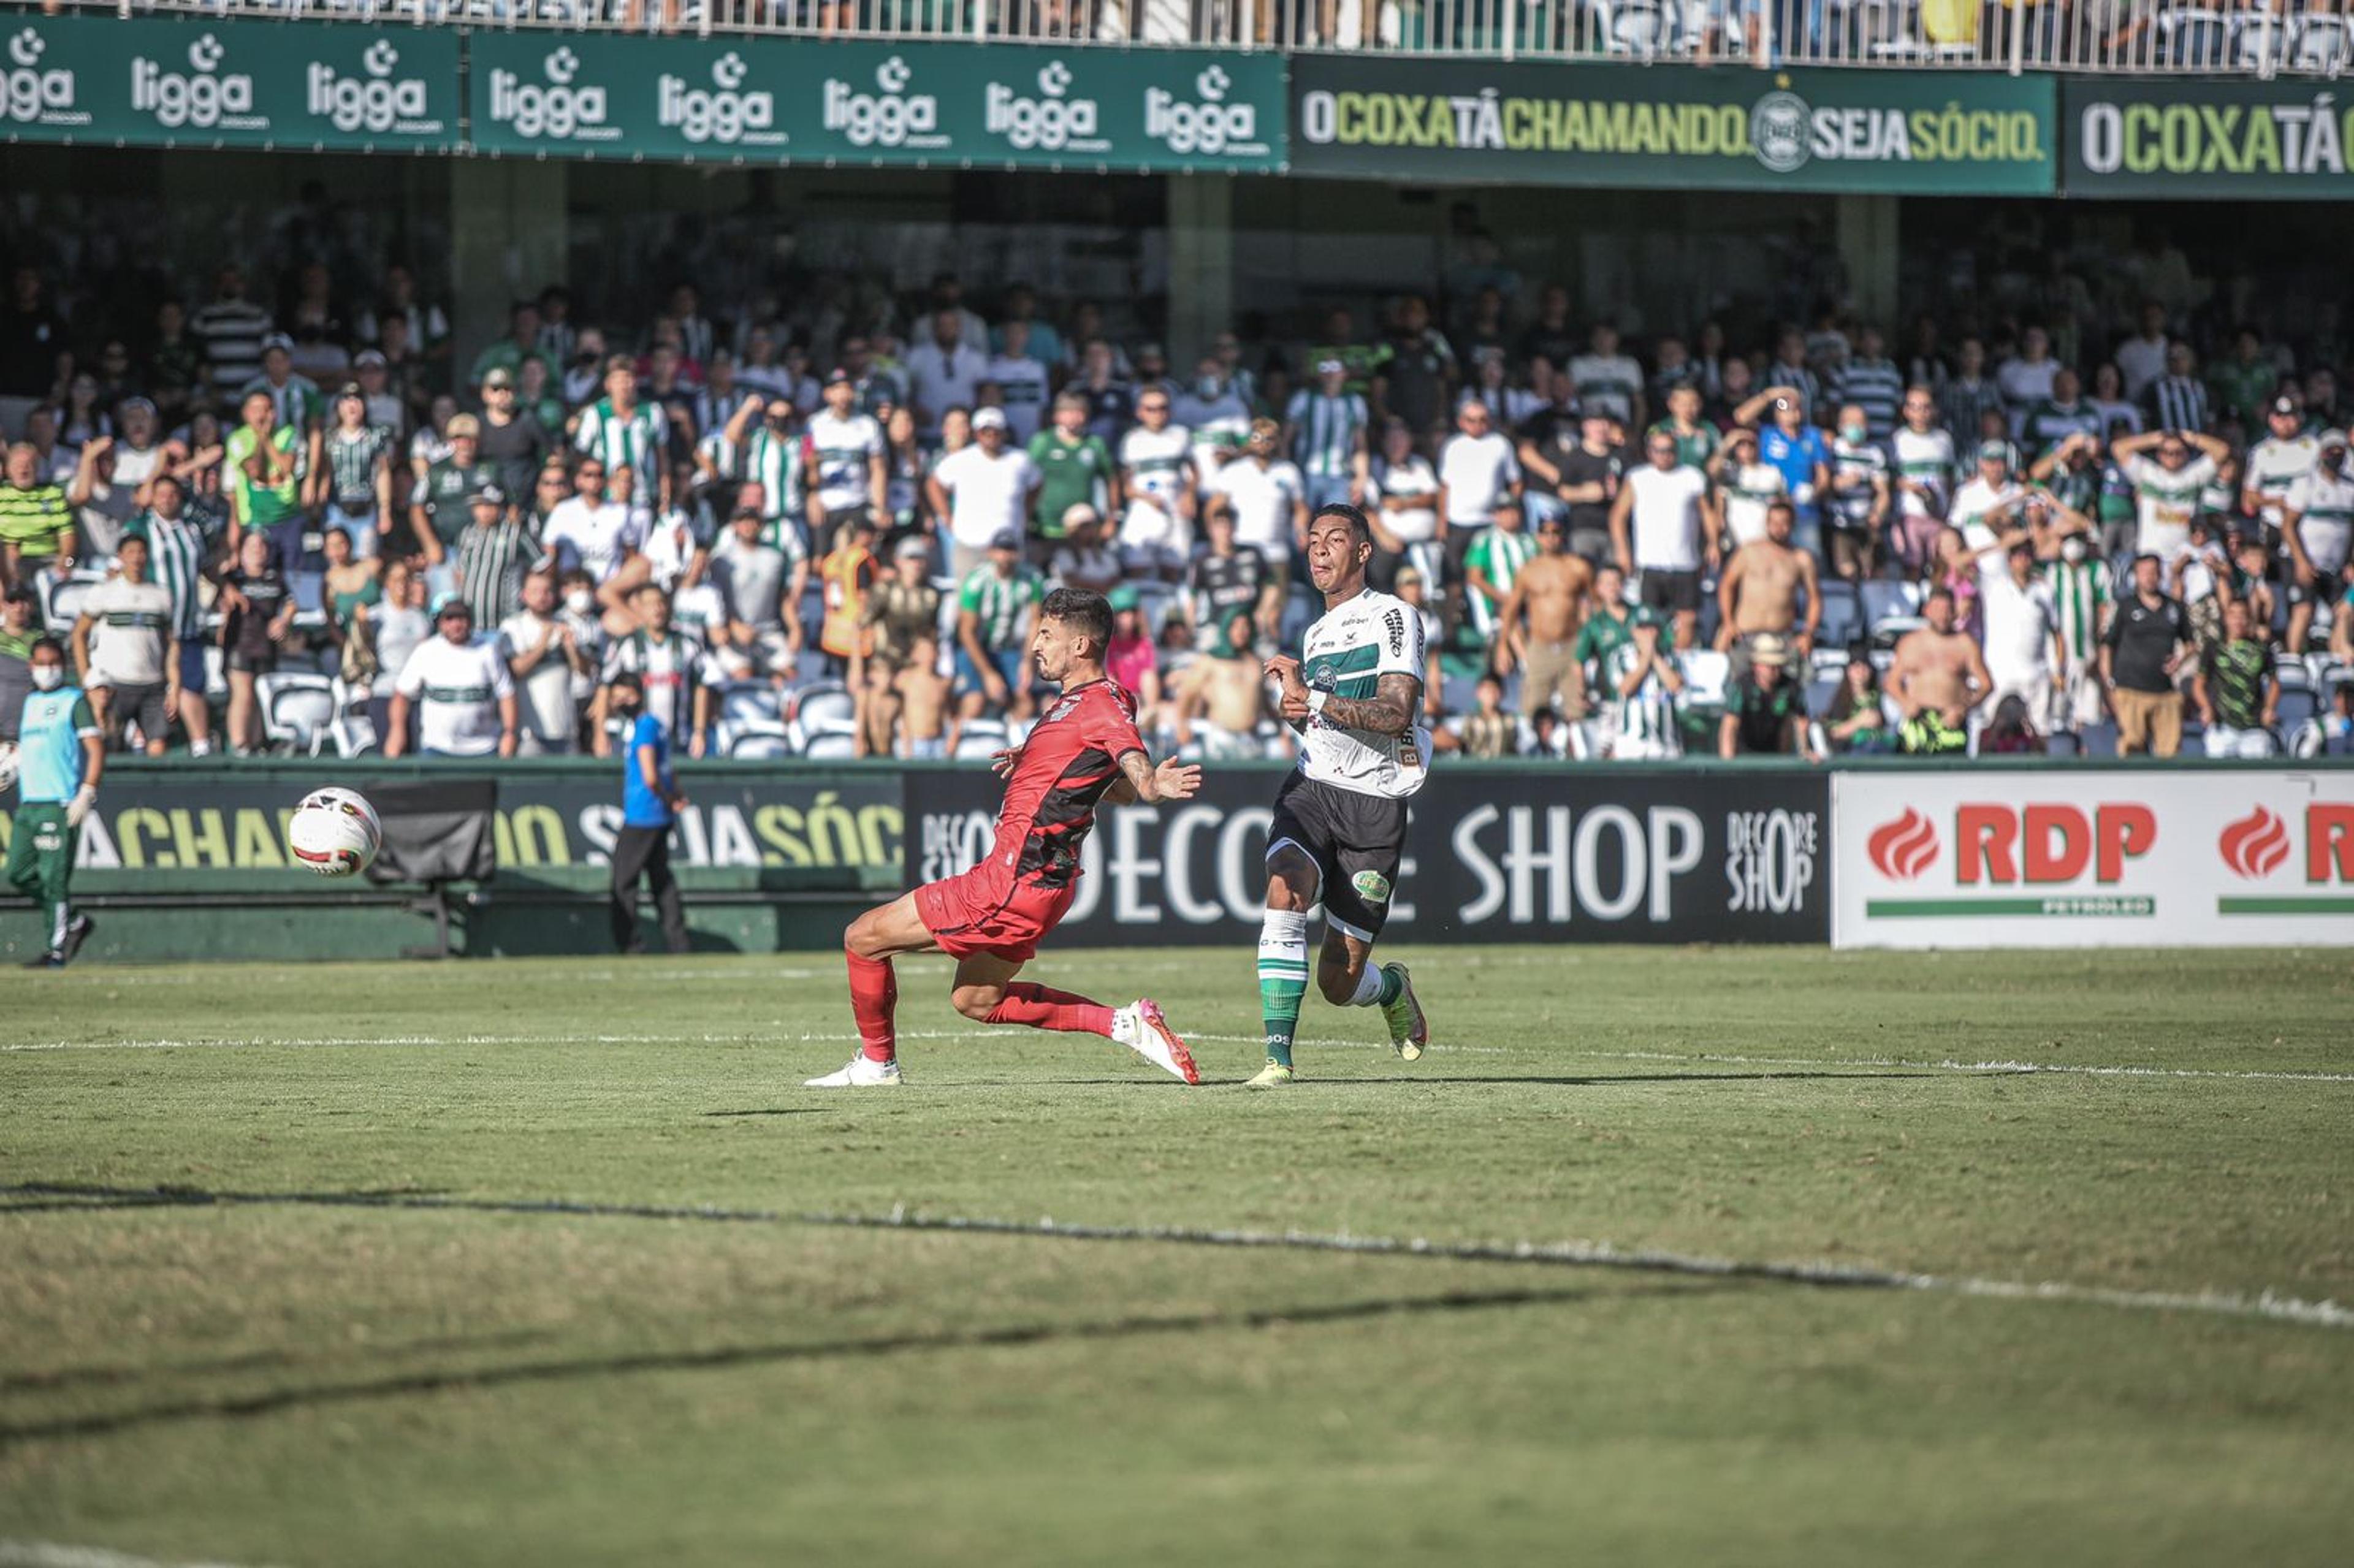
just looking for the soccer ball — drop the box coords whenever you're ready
[288,787,382,877]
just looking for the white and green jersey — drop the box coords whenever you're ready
[323,423,394,508]
[122,508,214,641]
[1827,438,1889,529]
[1119,424,1194,518]
[1295,587,1429,801]
[2247,434,2320,528]
[1721,461,1788,548]
[1462,527,1539,639]
[241,372,324,430]
[17,684,97,803]
[2041,556,2112,664]
[2285,466,2354,575]
[804,409,883,512]
[2122,452,2216,560]
[958,565,1044,651]
[1891,425,1956,519]
[574,398,668,501]
[1284,389,1368,480]
[741,426,809,538]
[1602,639,1678,750]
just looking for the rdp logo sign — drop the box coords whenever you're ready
[1,26,82,129]
[307,39,433,136]
[2215,801,2354,919]
[131,31,261,132]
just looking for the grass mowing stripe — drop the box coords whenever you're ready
[0,1542,276,1568]
[7,1184,2346,1334]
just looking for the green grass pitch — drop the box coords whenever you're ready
[2,945,2352,1566]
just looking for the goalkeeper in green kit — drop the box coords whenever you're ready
[8,637,103,968]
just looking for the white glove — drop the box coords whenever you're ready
[67,785,97,829]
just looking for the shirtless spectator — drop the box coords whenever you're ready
[862,629,950,759]
[1889,587,1992,755]
[1493,512,1592,718]
[1715,499,1820,679]
[1174,610,1268,759]
[856,537,945,754]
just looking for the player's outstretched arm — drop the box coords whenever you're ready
[1108,748,1202,805]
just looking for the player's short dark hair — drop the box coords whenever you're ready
[1041,587,1112,654]
[29,634,64,661]
[1924,585,1956,606]
[1311,502,1373,545]
[608,670,644,698]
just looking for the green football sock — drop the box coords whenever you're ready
[1257,910,1309,1068]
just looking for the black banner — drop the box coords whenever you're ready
[904,764,1829,945]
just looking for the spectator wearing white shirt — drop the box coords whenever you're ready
[926,407,1041,582]
[1950,440,2028,588]
[386,593,519,759]
[984,320,1052,444]
[1435,398,1522,579]
[1610,428,1719,650]
[1173,359,1252,479]
[542,456,647,618]
[1203,419,1308,571]
[1995,326,2061,409]
[2282,433,2354,653]
[1890,385,1957,574]
[1566,322,1645,430]
[1365,419,1442,590]
[1710,425,1788,551]
[499,568,593,756]
[2114,303,2173,403]
[1116,387,1195,580]
[1979,541,2066,734]
[2111,426,2229,563]
[904,308,989,443]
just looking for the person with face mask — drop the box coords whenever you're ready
[2280,432,2354,653]
[2039,523,2113,740]
[10,637,103,967]
[1173,358,1251,478]
[1825,403,1891,582]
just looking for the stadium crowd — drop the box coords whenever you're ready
[2,243,2352,768]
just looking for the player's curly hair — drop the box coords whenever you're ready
[1040,587,1112,656]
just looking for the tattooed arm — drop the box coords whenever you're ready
[1276,670,1420,737]
[1105,747,1203,805]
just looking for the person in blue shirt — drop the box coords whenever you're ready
[9,637,104,967]
[1739,388,1835,560]
[608,670,689,956]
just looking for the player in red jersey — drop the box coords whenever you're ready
[806,587,1205,1087]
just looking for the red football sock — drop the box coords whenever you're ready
[985,982,1114,1037]
[847,948,898,1062]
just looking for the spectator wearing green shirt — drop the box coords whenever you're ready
[1646,384,1721,473]
[2195,599,2280,758]
[2207,329,2285,435]
[468,300,561,395]
[0,441,73,588]
[241,334,326,433]
[951,529,1043,742]
[1306,307,1392,404]
[1572,561,1634,678]
[224,389,310,549]
[409,414,497,595]
[1026,394,1118,552]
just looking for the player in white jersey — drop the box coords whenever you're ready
[1249,504,1431,1089]
[2282,435,2354,652]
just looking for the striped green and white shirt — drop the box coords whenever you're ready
[1603,639,1678,748]
[122,508,216,640]
[958,564,1043,652]
[324,424,395,509]
[1463,527,1539,638]
[741,427,808,541]
[574,398,668,503]
[2040,557,2111,664]
[1284,389,1368,480]
[240,373,324,432]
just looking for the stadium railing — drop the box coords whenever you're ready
[27,0,2354,76]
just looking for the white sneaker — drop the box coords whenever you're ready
[1118,999,1201,1084]
[804,1054,904,1088]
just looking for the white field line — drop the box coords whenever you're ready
[0,1543,276,1568]
[5,1032,2348,1082]
[802,1209,2354,1331]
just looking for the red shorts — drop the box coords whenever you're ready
[914,869,1078,963]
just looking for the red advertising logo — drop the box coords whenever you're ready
[2218,806,2291,880]
[1958,803,2155,886]
[1868,808,1937,881]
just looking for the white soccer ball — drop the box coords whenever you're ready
[0,742,17,797]
[288,786,382,878]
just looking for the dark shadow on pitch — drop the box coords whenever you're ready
[701,1108,823,1118]
[0,1277,1739,1447]
[0,1327,562,1395]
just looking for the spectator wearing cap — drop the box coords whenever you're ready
[0,580,37,740]
[2281,430,2354,653]
[215,529,294,756]
[451,483,546,628]
[1949,440,2028,590]
[71,534,177,756]
[951,528,1043,741]
[605,668,690,957]
[1027,392,1118,561]
[928,406,1040,584]
[2101,554,2192,758]
[1718,631,1813,759]
[350,349,405,436]
[711,504,803,683]
[476,365,550,503]
[2242,394,2321,542]
[409,413,497,596]
[1710,424,1787,553]
[387,592,518,760]
[1285,357,1370,514]
[190,265,273,403]
[1738,383,1832,558]
[574,355,671,514]
[804,367,889,553]
[311,382,395,561]
[242,333,324,433]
